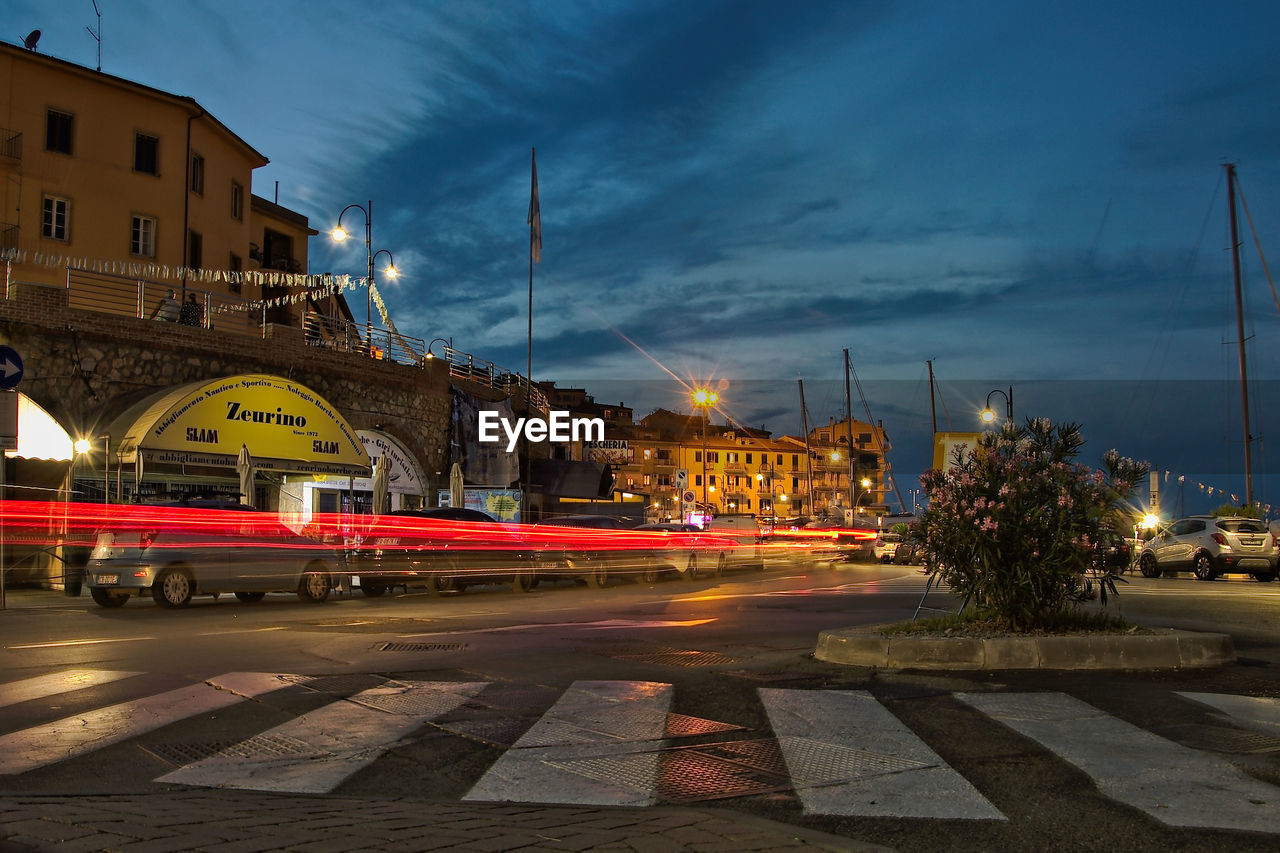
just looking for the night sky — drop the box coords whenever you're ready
[16,0,1280,515]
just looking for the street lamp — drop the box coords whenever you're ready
[980,386,1014,425]
[425,337,452,360]
[332,200,396,357]
[855,476,872,515]
[74,435,109,504]
[691,388,718,510]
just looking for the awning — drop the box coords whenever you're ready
[350,429,426,494]
[4,393,74,461]
[109,374,371,476]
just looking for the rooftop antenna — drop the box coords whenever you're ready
[22,29,40,51]
[86,0,102,71]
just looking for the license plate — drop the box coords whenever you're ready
[95,575,119,585]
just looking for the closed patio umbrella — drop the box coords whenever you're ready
[236,444,255,507]
[372,455,389,514]
[449,462,464,509]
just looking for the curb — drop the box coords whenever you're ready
[813,626,1235,670]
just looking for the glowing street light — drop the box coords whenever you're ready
[691,388,719,510]
[332,200,398,357]
[980,386,1014,425]
[74,435,110,504]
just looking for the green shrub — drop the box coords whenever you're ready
[918,419,1147,631]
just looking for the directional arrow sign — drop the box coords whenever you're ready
[0,345,22,391]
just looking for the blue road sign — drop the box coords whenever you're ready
[0,345,23,390]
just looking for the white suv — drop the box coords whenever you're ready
[1138,516,1277,582]
[873,532,902,562]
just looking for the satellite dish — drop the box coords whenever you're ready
[23,29,41,50]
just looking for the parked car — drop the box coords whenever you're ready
[892,542,924,566]
[635,522,731,579]
[873,532,903,563]
[1091,529,1133,574]
[85,500,345,608]
[533,515,654,586]
[1138,516,1277,581]
[352,507,536,595]
[703,512,767,571]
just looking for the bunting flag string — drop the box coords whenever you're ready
[1162,468,1273,515]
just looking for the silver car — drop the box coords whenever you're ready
[86,500,346,608]
[1138,516,1277,582]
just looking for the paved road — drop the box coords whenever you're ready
[2,561,1279,851]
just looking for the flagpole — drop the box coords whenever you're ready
[525,147,539,521]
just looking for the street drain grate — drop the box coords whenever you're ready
[657,749,791,803]
[1158,724,1280,754]
[377,642,468,652]
[610,649,742,667]
[665,713,746,738]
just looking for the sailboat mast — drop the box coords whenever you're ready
[844,349,856,512]
[798,379,817,519]
[1225,163,1254,507]
[927,359,938,434]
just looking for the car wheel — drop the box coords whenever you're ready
[152,567,194,608]
[511,563,535,593]
[1253,570,1277,583]
[1139,553,1160,578]
[360,582,386,597]
[90,587,128,608]
[297,565,333,603]
[640,556,661,584]
[1192,552,1217,581]
[234,591,265,603]
[684,554,698,580]
[714,553,726,577]
[588,562,608,588]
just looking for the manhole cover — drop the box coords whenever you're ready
[665,713,746,738]
[657,749,791,803]
[293,673,388,695]
[140,740,240,766]
[774,735,934,785]
[140,734,322,765]
[1158,724,1280,754]
[377,642,468,652]
[432,718,532,747]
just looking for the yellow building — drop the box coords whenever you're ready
[0,40,320,332]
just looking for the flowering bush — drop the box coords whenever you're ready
[917,419,1148,630]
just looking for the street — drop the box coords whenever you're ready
[2,558,1280,851]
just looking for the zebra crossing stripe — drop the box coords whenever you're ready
[0,669,141,710]
[957,692,1280,832]
[0,672,290,775]
[759,688,1005,820]
[157,681,489,793]
[463,680,673,807]
[1177,692,1280,737]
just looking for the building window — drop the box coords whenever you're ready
[792,454,799,468]
[776,454,783,465]
[643,474,651,486]
[746,453,752,464]
[707,451,719,463]
[695,451,701,463]
[134,133,159,174]
[643,448,652,460]
[231,181,243,220]
[229,253,242,294]
[189,153,204,195]
[130,215,156,257]
[41,195,69,241]
[188,230,202,269]
[45,110,73,154]
[695,475,703,486]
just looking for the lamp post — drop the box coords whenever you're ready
[332,201,396,357]
[980,386,1014,426]
[854,476,872,516]
[691,388,718,512]
[73,435,109,504]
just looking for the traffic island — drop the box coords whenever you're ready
[814,625,1235,670]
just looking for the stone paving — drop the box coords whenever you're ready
[0,792,881,852]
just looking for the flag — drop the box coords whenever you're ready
[528,148,541,264]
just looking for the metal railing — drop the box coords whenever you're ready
[50,266,542,402]
[429,345,548,409]
[0,128,20,161]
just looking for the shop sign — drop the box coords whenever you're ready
[584,439,629,464]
